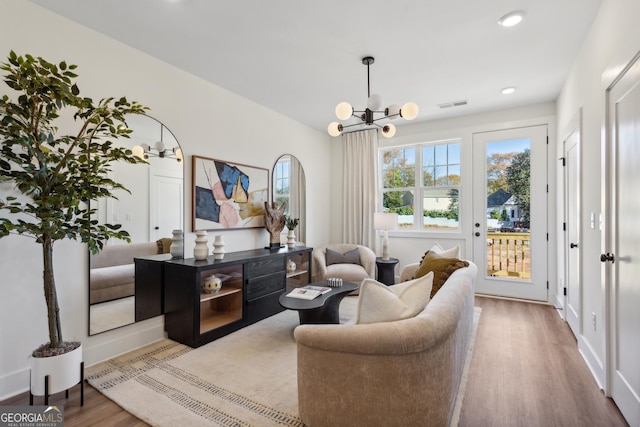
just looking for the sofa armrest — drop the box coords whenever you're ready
[358,246,377,279]
[312,248,328,282]
[400,262,420,282]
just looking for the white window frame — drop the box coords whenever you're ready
[379,138,462,232]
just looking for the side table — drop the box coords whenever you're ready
[376,257,399,285]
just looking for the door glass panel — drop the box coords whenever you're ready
[485,138,531,281]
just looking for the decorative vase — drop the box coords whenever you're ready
[30,343,83,396]
[287,229,296,247]
[287,259,296,273]
[194,230,209,260]
[202,275,222,293]
[213,235,225,259]
[170,229,184,258]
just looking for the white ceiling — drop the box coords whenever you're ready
[28,0,602,134]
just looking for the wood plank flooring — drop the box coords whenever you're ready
[1,296,628,426]
[460,296,628,427]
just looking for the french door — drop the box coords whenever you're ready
[472,125,548,301]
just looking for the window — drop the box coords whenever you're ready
[274,158,290,211]
[381,140,461,230]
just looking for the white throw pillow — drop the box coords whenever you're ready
[355,272,434,324]
[430,242,460,258]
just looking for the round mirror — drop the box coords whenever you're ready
[89,115,184,335]
[273,155,306,244]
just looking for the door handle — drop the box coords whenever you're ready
[570,243,578,248]
[600,253,615,263]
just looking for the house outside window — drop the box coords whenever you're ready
[380,140,461,230]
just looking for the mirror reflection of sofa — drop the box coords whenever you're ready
[89,240,170,304]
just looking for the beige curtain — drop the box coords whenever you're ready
[343,129,378,247]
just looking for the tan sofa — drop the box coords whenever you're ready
[294,261,477,427]
[89,241,167,304]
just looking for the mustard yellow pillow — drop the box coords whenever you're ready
[414,250,469,298]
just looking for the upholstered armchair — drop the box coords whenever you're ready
[312,244,376,288]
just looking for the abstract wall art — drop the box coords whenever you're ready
[192,155,269,231]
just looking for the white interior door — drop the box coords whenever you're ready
[605,51,640,426]
[565,129,581,336]
[472,125,548,301]
[150,173,183,241]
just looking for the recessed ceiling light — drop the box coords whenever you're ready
[501,87,517,95]
[498,11,525,27]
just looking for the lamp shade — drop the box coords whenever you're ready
[381,123,396,138]
[400,102,419,120]
[132,145,145,160]
[386,104,401,119]
[328,122,343,137]
[335,102,353,120]
[374,212,398,230]
[367,94,382,111]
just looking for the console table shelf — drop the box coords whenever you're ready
[200,287,242,302]
[162,246,312,347]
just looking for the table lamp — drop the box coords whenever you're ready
[374,212,398,260]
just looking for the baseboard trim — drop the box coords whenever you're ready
[0,369,29,401]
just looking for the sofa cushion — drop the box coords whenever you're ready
[430,242,460,258]
[354,273,433,324]
[326,247,361,266]
[90,264,135,290]
[414,251,469,297]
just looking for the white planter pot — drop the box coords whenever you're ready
[30,344,83,396]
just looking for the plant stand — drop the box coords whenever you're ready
[29,362,84,406]
[29,344,84,406]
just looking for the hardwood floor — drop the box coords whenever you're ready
[460,296,628,427]
[1,296,628,426]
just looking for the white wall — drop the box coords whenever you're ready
[330,103,557,288]
[0,1,331,399]
[555,0,640,389]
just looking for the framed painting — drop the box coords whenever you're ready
[192,155,269,231]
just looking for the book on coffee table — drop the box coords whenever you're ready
[304,285,331,294]
[286,285,331,300]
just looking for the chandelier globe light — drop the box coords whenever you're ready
[132,123,183,162]
[327,56,419,138]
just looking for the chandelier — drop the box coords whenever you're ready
[132,124,183,162]
[328,56,419,138]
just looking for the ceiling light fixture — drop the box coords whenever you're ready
[328,57,419,138]
[132,124,183,162]
[498,11,525,27]
[501,86,517,95]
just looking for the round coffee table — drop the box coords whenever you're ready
[279,281,358,325]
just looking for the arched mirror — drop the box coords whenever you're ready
[89,115,184,335]
[272,155,306,244]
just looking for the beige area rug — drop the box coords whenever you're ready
[87,297,481,427]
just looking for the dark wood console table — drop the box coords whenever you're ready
[158,246,312,347]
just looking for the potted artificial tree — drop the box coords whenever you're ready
[0,52,147,400]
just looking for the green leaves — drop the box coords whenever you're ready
[0,52,150,248]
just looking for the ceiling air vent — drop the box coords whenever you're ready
[438,99,468,109]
